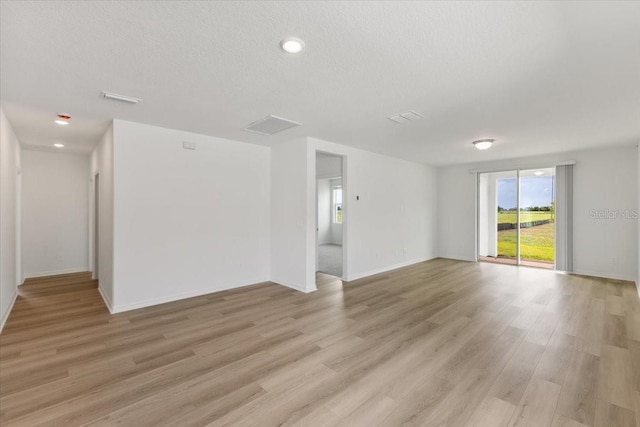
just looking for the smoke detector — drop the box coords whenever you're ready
[101,91,143,104]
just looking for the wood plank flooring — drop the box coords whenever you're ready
[1,259,639,426]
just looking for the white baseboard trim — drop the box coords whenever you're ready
[271,279,317,293]
[0,290,18,333]
[109,278,268,314]
[571,269,637,283]
[437,254,477,263]
[345,257,434,282]
[98,286,115,314]
[24,267,88,279]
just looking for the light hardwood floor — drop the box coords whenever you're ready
[1,259,639,426]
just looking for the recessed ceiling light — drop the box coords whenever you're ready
[534,171,544,176]
[472,139,494,150]
[54,143,64,148]
[280,37,305,54]
[54,119,69,126]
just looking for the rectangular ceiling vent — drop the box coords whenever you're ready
[244,115,302,135]
[388,110,424,124]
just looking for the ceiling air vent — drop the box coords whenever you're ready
[244,115,302,135]
[388,110,424,124]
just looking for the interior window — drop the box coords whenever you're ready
[333,187,343,223]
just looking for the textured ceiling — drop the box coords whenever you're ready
[1,1,639,163]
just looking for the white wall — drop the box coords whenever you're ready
[271,138,310,291]
[317,179,331,245]
[438,146,638,281]
[90,125,115,308]
[438,163,477,262]
[307,137,438,283]
[316,154,342,179]
[0,109,21,331]
[21,150,89,277]
[111,120,270,311]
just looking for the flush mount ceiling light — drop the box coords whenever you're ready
[534,171,545,176]
[54,113,71,125]
[280,37,305,54]
[101,91,143,104]
[472,139,494,150]
[54,143,64,148]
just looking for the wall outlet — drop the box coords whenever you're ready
[611,256,618,265]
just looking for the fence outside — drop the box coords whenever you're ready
[497,219,552,231]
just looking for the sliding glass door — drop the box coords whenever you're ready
[478,168,555,269]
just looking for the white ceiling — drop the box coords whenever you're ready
[1,1,639,164]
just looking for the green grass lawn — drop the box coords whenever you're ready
[497,222,555,261]
[497,211,553,224]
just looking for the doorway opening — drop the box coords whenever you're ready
[316,152,344,279]
[478,168,555,269]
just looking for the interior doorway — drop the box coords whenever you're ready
[478,167,555,269]
[93,173,99,280]
[316,152,344,279]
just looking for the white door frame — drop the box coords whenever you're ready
[15,165,22,285]
[91,172,99,280]
[315,150,347,281]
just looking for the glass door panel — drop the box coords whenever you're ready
[518,168,555,269]
[478,170,518,265]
